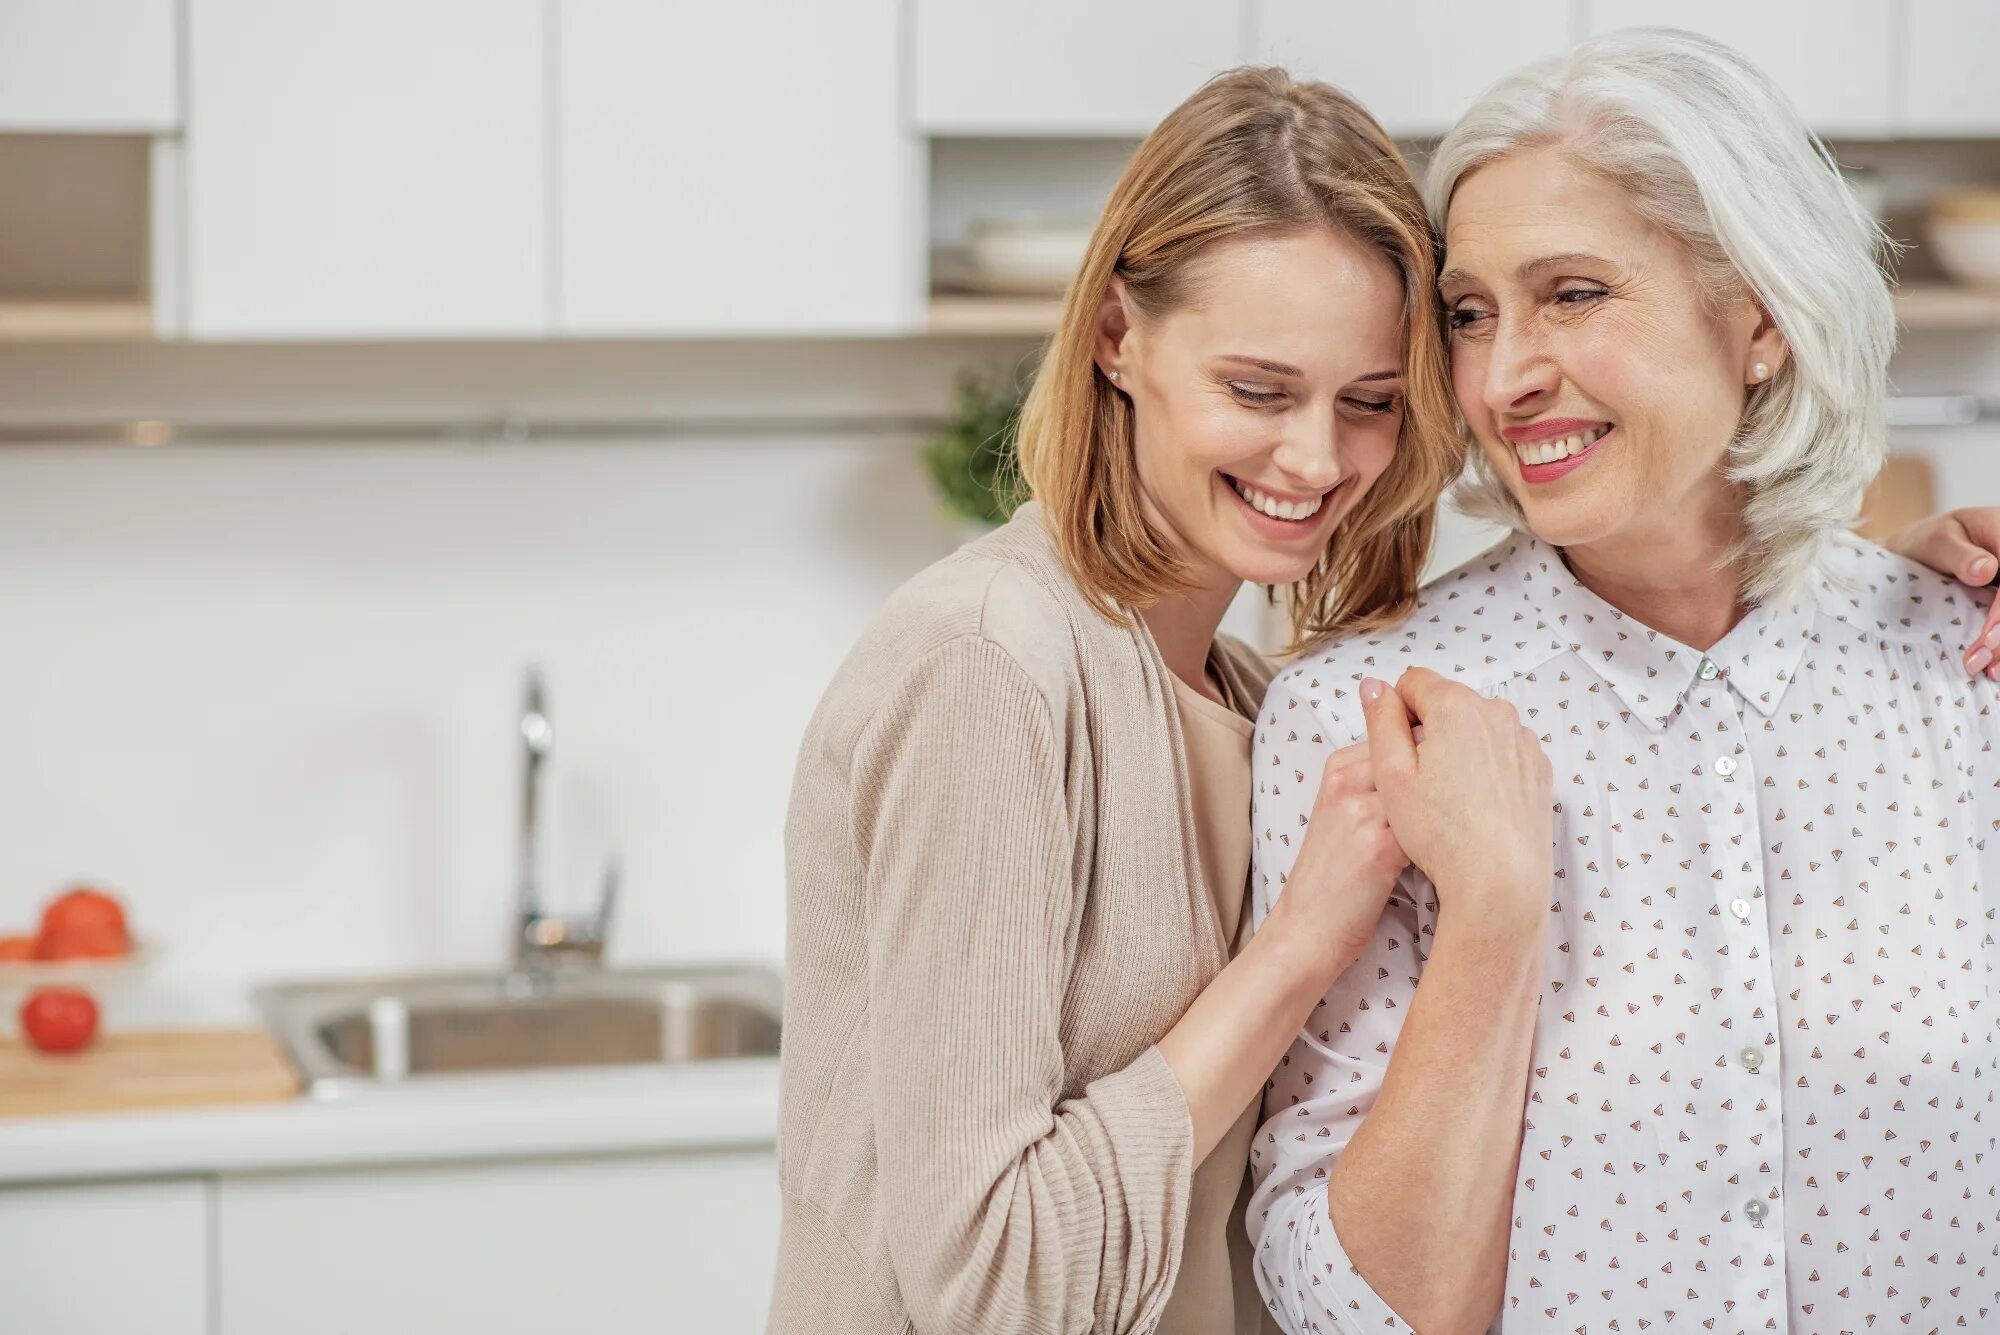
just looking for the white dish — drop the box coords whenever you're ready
[0,939,158,1037]
[964,219,1093,292]
[1929,192,2000,287]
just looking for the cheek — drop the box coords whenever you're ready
[1450,343,1492,433]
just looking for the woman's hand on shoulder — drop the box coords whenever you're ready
[1885,507,2000,678]
[1361,668,1553,932]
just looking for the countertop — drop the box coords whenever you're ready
[0,1055,779,1186]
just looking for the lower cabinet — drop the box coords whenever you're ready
[0,1178,212,1335]
[214,1147,781,1335]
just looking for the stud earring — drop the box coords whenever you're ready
[1107,369,1122,383]
[1752,362,1770,381]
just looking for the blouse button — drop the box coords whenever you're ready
[1697,658,1720,681]
[1714,755,1739,777]
[1740,1047,1764,1071]
[1744,1198,1769,1223]
[1730,897,1753,921]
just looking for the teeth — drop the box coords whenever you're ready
[1230,477,1324,522]
[1514,424,1609,468]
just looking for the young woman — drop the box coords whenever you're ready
[770,63,2000,1335]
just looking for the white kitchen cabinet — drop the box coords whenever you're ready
[216,1149,781,1334]
[0,0,178,131]
[1256,1,1574,137]
[915,0,1246,136]
[0,1178,210,1335]
[558,0,921,336]
[1583,1,1897,137]
[182,0,547,339]
[1902,2,2000,134]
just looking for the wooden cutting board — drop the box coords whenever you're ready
[0,1028,301,1119]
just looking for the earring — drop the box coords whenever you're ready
[1107,369,1122,383]
[1752,362,1770,381]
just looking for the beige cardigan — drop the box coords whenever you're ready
[770,501,1274,1335]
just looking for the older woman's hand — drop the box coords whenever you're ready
[1360,669,1554,930]
[1887,508,2000,678]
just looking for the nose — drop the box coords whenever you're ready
[1269,403,1348,492]
[1481,310,1559,417]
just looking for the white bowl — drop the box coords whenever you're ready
[965,218,1094,293]
[1930,192,2000,287]
[0,939,157,1037]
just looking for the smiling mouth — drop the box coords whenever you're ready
[1510,423,1612,468]
[1225,474,1331,522]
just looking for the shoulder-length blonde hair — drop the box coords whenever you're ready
[1015,66,1461,648]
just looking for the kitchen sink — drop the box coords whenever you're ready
[256,963,782,1099]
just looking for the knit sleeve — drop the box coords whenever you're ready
[851,634,1195,1335]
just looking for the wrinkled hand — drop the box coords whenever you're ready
[1268,738,1410,967]
[1887,508,2000,678]
[1360,669,1553,930]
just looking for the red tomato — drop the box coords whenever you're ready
[35,887,131,960]
[20,987,98,1053]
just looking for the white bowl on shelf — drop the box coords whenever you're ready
[961,218,1094,294]
[1929,191,2000,287]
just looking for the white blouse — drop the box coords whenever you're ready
[1245,532,1999,1335]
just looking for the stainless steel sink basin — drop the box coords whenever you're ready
[256,963,782,1100]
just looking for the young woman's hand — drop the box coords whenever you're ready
[1264,738,1410,969]
[1360,668,1553,932]
[1884,507,2000,678]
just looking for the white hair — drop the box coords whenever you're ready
[1425,26,1897,605]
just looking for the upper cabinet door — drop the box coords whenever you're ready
[558,0,920,335]
[0,0,178,131]
[915,0,1247,136]
[183,1,547,340]
[1582,1,1896,138]
[1902,2,2000,134]
[1256,1,1573,138]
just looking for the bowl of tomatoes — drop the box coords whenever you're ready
[0,884,149,1045]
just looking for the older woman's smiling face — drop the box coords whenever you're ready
[1441,146,1788,559]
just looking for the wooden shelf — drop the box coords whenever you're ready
[931,283,2000,338]
[1895,281,2000,331]
[0,296,154,341]
[926,291,1062,337]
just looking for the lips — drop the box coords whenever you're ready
[1502,419,1614,486]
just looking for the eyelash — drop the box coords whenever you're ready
[1448,285,1608,331]
[1227,384,1399,415]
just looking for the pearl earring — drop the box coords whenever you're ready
[1752,362,1770,381]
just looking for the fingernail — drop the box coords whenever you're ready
[1983,624,2000,651]
[1977,556,1999,584]
[1969,646,1994,674]
[1360,677,1386,704]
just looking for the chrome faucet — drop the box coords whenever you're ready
[512,669,618,974]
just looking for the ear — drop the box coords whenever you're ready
[1744,300,1789,387]
[1092,277,1135,386]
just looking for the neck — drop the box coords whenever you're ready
[1141,579,1241,699]
[1559,492,1750,652]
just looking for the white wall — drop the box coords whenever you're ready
[0,341,1019,1022]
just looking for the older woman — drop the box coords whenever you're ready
[1246,28,2000,1335]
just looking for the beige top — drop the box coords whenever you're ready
[770,501,1275,1335]
[1163,667,1275,1335]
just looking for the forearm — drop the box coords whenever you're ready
[1326,903,1544,1334]
[1157,908,1346,1163]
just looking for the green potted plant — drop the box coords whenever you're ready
[923,370,1028,542]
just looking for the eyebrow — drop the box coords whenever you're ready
[1438,251,1616,292]
[1218,355,1401,382]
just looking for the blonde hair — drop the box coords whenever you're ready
[1015,66,1462,647]
[1426,28,1896,604]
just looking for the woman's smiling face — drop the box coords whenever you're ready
[1099,227,1408,591]
[1440,146,1786,556]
